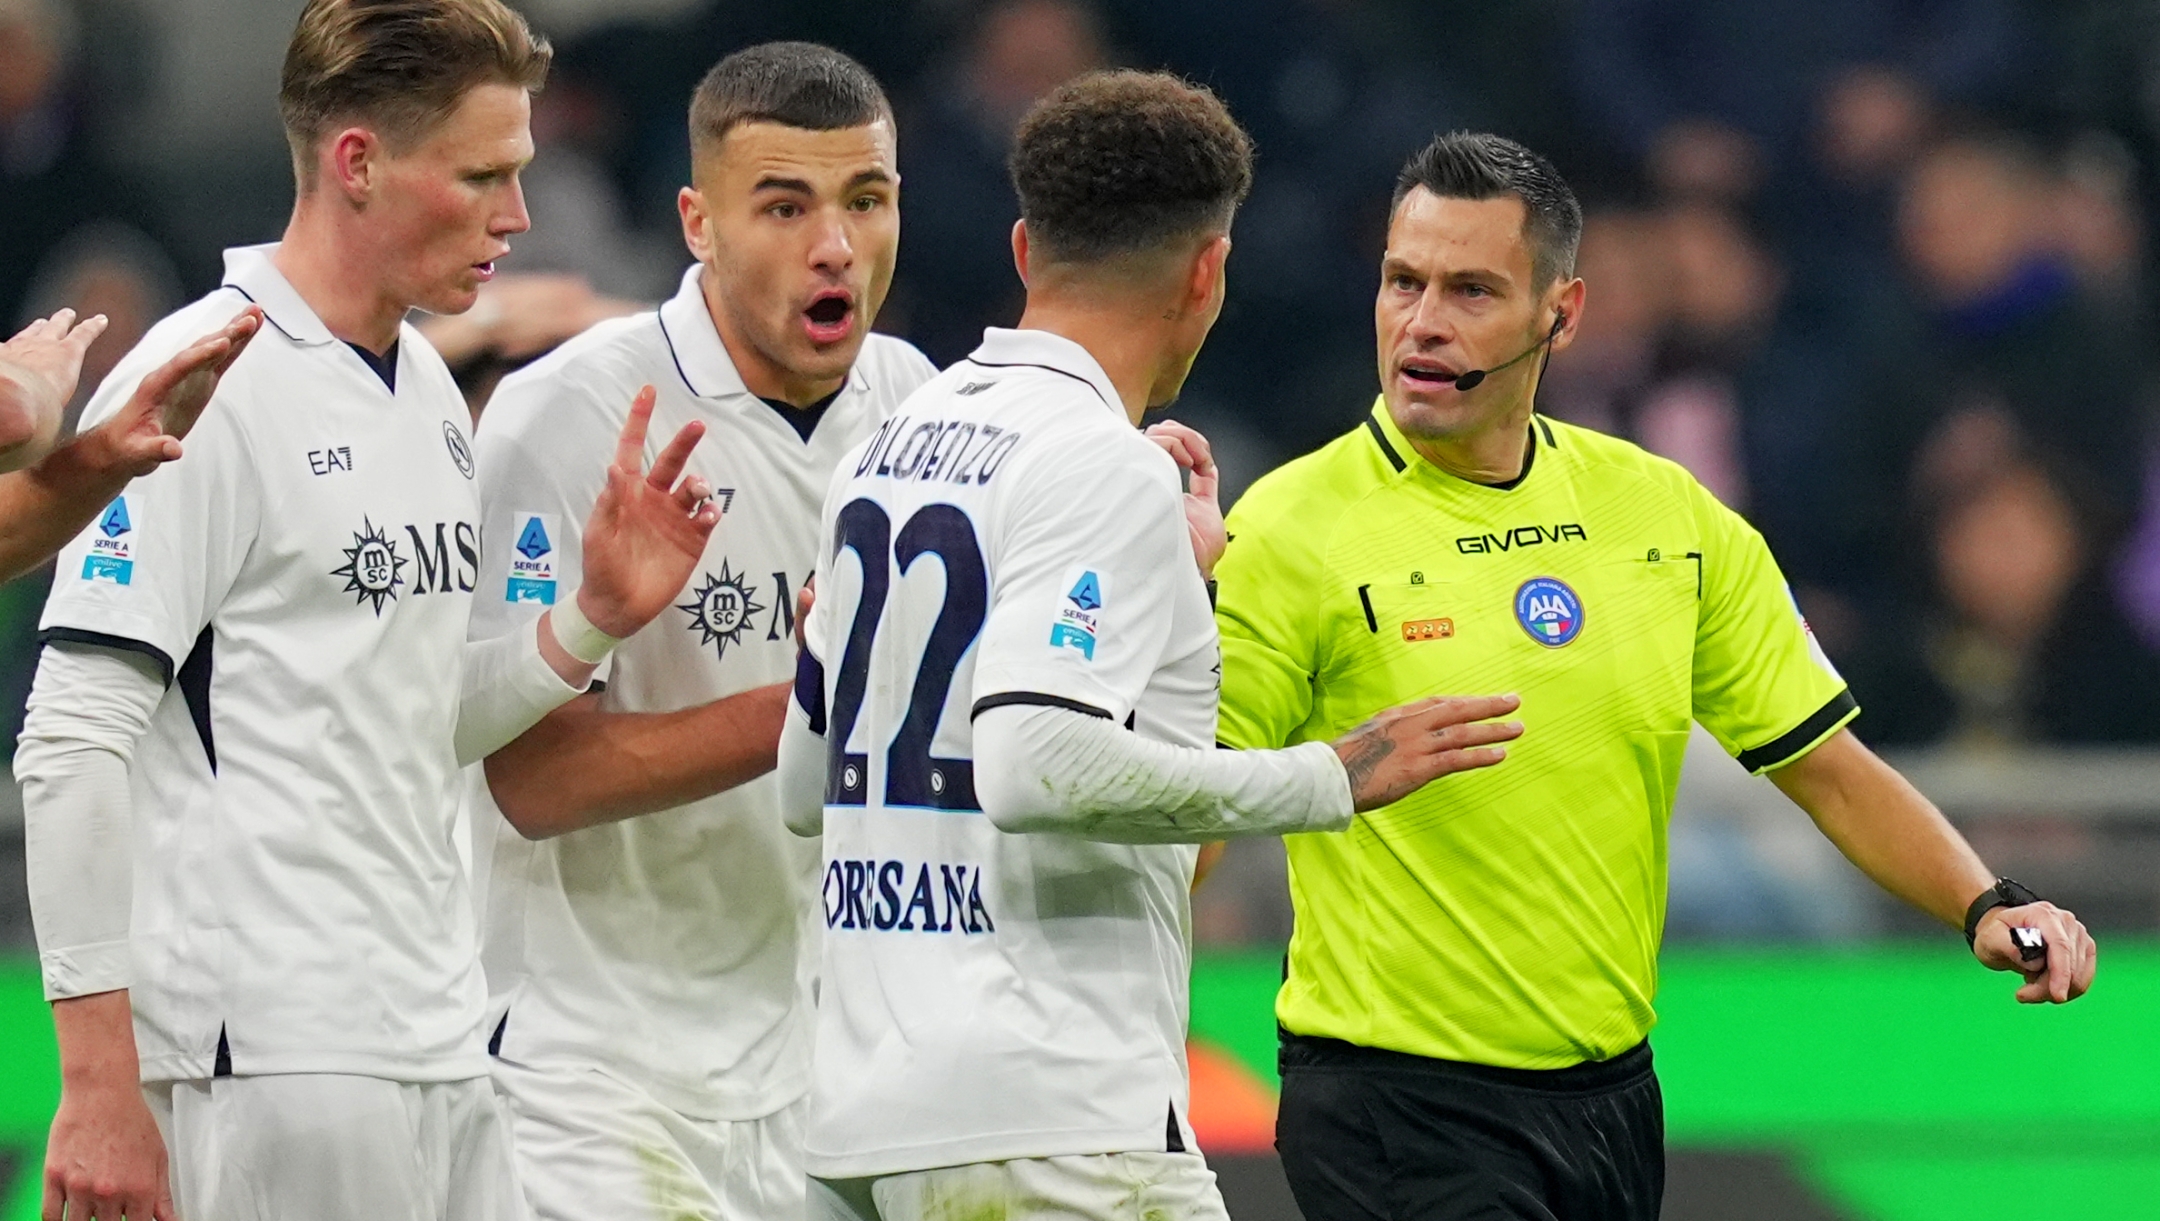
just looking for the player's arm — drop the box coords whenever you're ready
[975,693,1520,843]
[483,684,791,838]
[18,643,179,1221]
[455,387,719,765]
[1768,731,2095,1003]
[0,308,260,586]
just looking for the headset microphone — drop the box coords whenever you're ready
[1447,313,1566,392]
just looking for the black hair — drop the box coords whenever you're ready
[689,41,890,155]
[1008,69,1255,265]
[1395,131,1583,286]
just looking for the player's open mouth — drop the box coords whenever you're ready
[473,261,496,282]
[803,290,855,344]
[1399,359,1459,387]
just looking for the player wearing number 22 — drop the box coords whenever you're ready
[778,74,1522,1221]
[1215,132,2100,1221]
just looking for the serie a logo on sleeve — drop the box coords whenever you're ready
[1050,568,1103,661]
[1514,576,1584,647]
[83,497,136,585]
[506,513,559,605]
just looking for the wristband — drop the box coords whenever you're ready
[1963,877,2040,948]
[550,592,624,666]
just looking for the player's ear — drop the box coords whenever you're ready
[1550,276,1586,352]
[679,186,714,263]
[1186,234,1231,314]
[327,127,380,202]
[1010,220,1033,287]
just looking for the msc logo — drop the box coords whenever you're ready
[1457,523,1587,554]
[823,859,995,934]
[331,517,478,615]
[676,562,808,659]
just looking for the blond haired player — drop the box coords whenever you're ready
[19,3,719,1219]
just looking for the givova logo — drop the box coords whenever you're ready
[823,859,996,934]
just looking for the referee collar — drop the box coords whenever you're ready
[1365,397,1554,492]
[220,244,337,347]
[965,327,1124,420]
[656,264,876,409]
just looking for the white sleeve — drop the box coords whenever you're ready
[16,643,166,1000]
[973,703,1352,843]
[453,621,584,766]
[778,666,826,838]
[970,437,1188,722]
[468,368,607,662]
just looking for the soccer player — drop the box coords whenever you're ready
[1213,131,2099,1221]
[777,72,1523,1221]
[466,43,935,1221]
[0,305,262,583]
[16,3,722,1220]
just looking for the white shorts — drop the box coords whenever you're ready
[491,1056,806,1221]
[144,1074,525,1221]
[810,1152,1230,1221]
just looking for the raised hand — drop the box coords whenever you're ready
[89,306,263,478]
[576,386,722,638]
[1,309,110,471]
[1333,694,1523,812]
[1144,419,1225,579]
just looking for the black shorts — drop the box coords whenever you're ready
[1276,1033,1664,1221]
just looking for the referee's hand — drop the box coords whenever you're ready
[1973,903,2097,1004]
[1333,694,1523,812]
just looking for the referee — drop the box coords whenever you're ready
[1213,132,2098,1221]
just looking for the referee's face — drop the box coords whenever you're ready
[681,119,901,402]
[1375,188,1553,443]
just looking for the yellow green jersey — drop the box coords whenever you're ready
[1215,399,1855,1069]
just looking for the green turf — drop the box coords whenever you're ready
[5,947,2154,1220]
[1187,942,2160,1221]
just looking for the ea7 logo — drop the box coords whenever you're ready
[1456,523,1587,554]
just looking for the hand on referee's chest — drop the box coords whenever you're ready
[1332,694,1524,811]
[1144,419,1226,579]
[1971,901,2097,1004]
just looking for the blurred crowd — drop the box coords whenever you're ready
[9,0,2160,762]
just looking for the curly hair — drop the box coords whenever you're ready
[1008,70,1254,265]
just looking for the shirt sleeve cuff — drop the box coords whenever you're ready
[1737,688,1861,774]
[41,939,132,1001]
[1290,740,1356,832]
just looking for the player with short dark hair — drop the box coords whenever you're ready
[777,73,1523,1221]
[19,3,719,1219]
[467,41,935,1221]
[1214,129,2098,1221]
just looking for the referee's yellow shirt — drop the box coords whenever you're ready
[1216,400,1856,1069]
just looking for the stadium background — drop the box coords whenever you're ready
[5,0,2160,1215]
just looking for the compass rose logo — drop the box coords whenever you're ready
[679,561,765,659]
[332,516,406,615]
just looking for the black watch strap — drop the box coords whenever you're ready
[1964,877,2040,947]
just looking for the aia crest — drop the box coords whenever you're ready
[679,561,765,659]
[1514,576,1583,647]
[333,516,406,615]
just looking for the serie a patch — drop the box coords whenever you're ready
[1050,567,1104,660]
[506,511,560,605]
[82,496,135,585]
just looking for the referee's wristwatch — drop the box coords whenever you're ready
[1963,877,2041,948]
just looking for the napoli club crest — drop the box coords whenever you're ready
[1514,576,1583,647]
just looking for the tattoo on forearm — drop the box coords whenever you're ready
[1339,730,1396,793]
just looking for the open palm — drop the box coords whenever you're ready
[97,306,263,477]
[577,386,722,638]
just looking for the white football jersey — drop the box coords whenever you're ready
[38,245,489,1083]
[797,328,1220,1177]
[467,265,936,1120]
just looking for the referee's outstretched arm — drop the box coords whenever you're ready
[1768,729,2095,1002]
